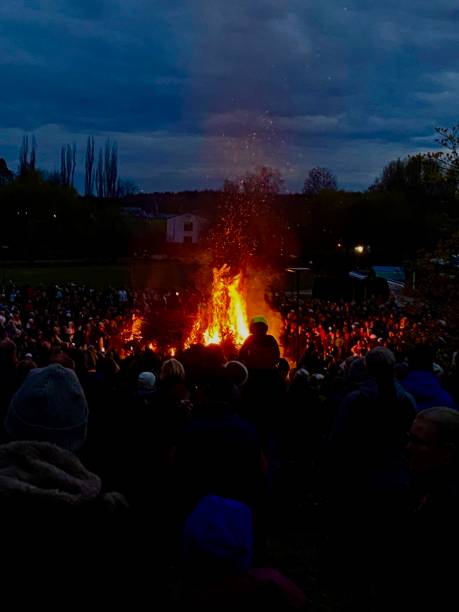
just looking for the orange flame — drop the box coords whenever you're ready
[148,341,160,353]
[185,264,249,348]
[121,314,144,344]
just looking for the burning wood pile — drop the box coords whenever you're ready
[185,264,249,349]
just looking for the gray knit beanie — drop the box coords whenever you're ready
[5,364,89,451]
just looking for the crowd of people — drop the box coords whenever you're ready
[1,280,459,609]
[277,292,455,373]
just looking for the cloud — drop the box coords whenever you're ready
[0,1,458,191]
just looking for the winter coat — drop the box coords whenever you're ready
[0,441,132,604]
[331,377,416,497]
[402,370,457,412]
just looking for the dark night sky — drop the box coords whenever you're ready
[1,0,458,192]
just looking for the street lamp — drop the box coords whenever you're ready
[286,267,310,367]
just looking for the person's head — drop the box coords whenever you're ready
[182,495,253,577]
[81,349,97,372]
[309,373,325,391]
[224,360,249,387]
[206,342,226,364]
[344,356,367,384]
[5,364,89,452]
[160,358,186,382]
[137,371,157,396]
[15,358,37,386]
[365,346,395,378]
[249,315,268,337]
[277,358,290,381]
[407,407,459,475]
[195,367,234,416]
[0,337,17,368]
[50,349,75,370]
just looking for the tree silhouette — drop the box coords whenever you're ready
[95,149,104,198]
[303,167,337,196]
[84,136,95,197]
[0,158,14,186]
[60,143,76,187]
[19,135,29,175]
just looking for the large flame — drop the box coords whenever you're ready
[121,314,144,345]
[186,264,249,348]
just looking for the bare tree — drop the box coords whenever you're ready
[19,135,29,175]
[110,141,118,197]
[60,143,77,187]
[95,149,104,198]
[70,143,76,187]
[303,167,337,196]
[103,139,118,198]
[0,158,14,186]
[30,135,37,171]
[60,145,67,185]
[84,136,95,196]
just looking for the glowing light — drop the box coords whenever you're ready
[185,264,249,348]
[121,314,144,343]
[354,245,364,254]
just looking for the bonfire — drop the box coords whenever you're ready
[185,264,249,348]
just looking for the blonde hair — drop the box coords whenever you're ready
[160,358,185,382]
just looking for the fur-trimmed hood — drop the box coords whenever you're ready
[0,441,105,506]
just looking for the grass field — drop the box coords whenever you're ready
[0,260,200,289]
[0,260,315,298]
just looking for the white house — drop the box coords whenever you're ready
[165,213,208,244]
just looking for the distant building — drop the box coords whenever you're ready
[165,213,208,244]
[120,207,208,244]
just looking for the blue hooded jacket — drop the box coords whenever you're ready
[402,370,457,412]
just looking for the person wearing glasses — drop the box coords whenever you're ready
[396,407,459,611]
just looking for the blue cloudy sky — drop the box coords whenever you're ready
[0,0,458,192]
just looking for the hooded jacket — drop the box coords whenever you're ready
[402,370,457,412]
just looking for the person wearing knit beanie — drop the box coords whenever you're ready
[5,363,89,451]
[224,361,249,387]
[182,495,253,575]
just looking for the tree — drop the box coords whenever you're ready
[117,179,139,197]
[60,143,76,187]
[415,230,459,339]
[303,167,337,196]
[208,166,285,267]
[18,134,38,176]
[104,140,118,198]
[0,158,14,186]
[69,142,76,187]
[19,135,28,175]
[239,165,283,196]
[429,124,459,189]
[30,135,37,172]
[84,136,95,197]
[95,149,104,198]
[369,154,454,203]
[93,139,118,198]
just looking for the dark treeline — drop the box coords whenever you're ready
[0,125,458,262]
